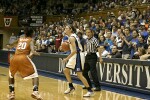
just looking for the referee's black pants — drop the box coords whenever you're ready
[83,53,100,88]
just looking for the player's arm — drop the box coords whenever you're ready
[29,39,40,57]
[64,37,76,61]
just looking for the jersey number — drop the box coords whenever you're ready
[17,42,27,49]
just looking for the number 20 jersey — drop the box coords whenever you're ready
[15,37,32,55]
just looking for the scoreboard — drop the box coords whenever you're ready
[29,16,44,27]
[18,15,45,27]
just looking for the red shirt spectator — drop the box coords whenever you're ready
[55,33,63,52]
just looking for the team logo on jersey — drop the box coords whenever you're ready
[76,68,81,71]
[4,17,12,27]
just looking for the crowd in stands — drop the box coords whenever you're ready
[0,0,150,15]
[6,0,150,60]
[0,0,47,15]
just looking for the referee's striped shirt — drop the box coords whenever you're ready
[86,36,99,53]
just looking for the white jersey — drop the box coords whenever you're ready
[66,33,85,71]
[69,33,83,52]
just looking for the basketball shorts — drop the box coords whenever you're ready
[9,54,38,80]
[66,52,85,72]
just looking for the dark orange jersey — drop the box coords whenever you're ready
[15,37,32,55]
[10,37,36,78]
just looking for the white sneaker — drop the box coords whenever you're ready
[7,92,15,100]
[31,91,43,100]
[83,91,94,97]
[64,87,75,94]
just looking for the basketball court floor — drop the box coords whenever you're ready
[0,66,147,100]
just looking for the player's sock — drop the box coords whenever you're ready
[69,83,73,88]
[87,87,93,92]
[9,84,14,92]
[64,83,75,94]
[33,85,38,91]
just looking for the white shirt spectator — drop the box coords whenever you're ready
[96,50,109,57]
[116,37,123,50]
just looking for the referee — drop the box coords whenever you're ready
[83,29,102,91]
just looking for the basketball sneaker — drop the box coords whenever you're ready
[83,91,94,97]
[7,91,15,100]
[31,91,43,100]
[64,87,75,94]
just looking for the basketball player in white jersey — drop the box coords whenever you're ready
[63,25,94,97]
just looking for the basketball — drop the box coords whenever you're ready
[61,42,70,52]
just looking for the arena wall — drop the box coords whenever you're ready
[0,50,150,95]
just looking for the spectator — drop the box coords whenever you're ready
[130,30,139,58]
[7,1,150,59]
[36,44,48,53]
[137,35,148,49]
[9,33,17,44]
[132,47,146,59]
[35,36,42,50]
[104,31,113,52]
[111,25,118,37]
[121,28,132,59]
[140,45,150,60]
[48,45,56,53]
[107,45,122,58]
[90,21,96,32]
[41,36,49,46]
[97,45,109,57]
[140,24,148,40]
[55,33,63,52]
[98,35,105,46]
[115,29,123,52]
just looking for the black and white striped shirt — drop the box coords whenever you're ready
[86,37,99,53]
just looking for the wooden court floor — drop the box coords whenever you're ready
[0,66,142,100]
